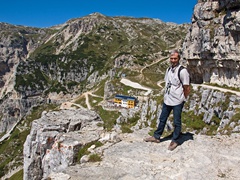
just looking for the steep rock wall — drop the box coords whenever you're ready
[0,23,50,98]
[182,0,240,87]
[0,23,53,135]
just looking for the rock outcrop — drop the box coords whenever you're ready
[25,116,240,180]
[189,84,240,134]
[23,108,103,180]
[182,0,240,87]
[0,96,46,138]
[61,131,240,180]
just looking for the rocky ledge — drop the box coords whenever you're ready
[52,130,240,180]
[23,108,104,180]
[23,108,240,180]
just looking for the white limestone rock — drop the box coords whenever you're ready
[23,108,103,180]
[61,129,240,180]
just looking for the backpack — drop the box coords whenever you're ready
[167,65,190,85]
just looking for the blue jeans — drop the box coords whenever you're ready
[153,102,185,143]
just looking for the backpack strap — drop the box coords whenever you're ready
[167,67,171,72]
[167,65,186,85]
[178,65,185,85]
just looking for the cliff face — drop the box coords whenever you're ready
[0,23,51,98]
[182,0,240,87]
[0,23,52,135]
[23,109,103,180]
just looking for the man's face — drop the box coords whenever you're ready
[170,53,179,67]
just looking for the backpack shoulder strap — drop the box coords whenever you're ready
[167,67,171,72]
[178,65,185,85]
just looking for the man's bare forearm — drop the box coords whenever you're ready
[183,85,190,98]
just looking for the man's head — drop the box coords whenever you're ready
[169,50,180,67]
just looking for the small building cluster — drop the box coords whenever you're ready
[113,94,137,108]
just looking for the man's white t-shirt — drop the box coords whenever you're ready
[164,65,190,106]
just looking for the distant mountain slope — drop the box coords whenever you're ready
[14,13,189,97]
[0,14,189,135]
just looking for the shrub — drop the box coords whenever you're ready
[88,154,102,162]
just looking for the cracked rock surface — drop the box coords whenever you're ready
[57,129,240,180]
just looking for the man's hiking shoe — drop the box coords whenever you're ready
[144,136,160,143]
[168,141,178,151]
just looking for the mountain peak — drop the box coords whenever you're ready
[89,12,106,17]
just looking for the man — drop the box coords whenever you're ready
[144,49,190,151]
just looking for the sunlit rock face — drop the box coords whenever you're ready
[182,0,240,88]
[23,108,103,180]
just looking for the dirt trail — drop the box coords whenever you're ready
[60,90,104,110]
[193,84,240,96]
[84,92,91,109]
[140,57,165,74]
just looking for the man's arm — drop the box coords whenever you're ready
[183,85,190,98]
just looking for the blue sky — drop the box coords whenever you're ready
[1,0,197,28]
